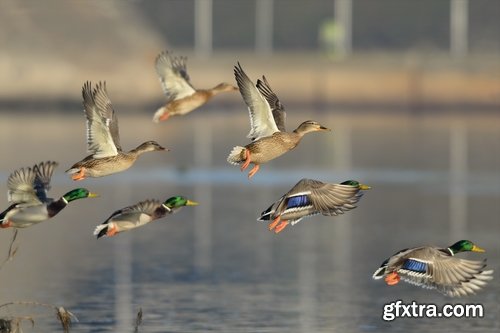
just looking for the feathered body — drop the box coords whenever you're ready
[227,123,327,166]
[0,161,97,228]
[153,51,237,122]
[67,81,166,180]
[227,63,330,178]
[66,141,165,179]
[373,240,493,297]
[258,179,371,233]
[94,196,198,238]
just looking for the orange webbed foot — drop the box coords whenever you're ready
[268,216,281,231]
[248,164,260,179]
[274,220,289,233]
[241,149,251,171]
[159,112,170,122]
[106,225,119,237]
[385,272,401,286]
[71,168,86,181]
[0,220,12,229]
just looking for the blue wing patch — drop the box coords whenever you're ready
[287,195,310,209]
[402,259,427,273]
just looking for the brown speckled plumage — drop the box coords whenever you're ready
[66,82,166,180]
[227,63,330,178]
[153,51,237,122]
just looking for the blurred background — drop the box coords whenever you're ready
[0,0,499,332]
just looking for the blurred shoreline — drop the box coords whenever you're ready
[1,51,499,113]
[1,0,498,112]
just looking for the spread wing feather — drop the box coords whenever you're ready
[7,165,39,204]
[82,81,120,158]
[155,51,196,102]
[32,161,58,203]
[234,63,279,141]
[256,75,286,132]
[259,179,364,223]
[105,199,167,224]
[297,179,363,215]
[391,247,494,297]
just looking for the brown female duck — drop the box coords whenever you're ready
[153,51,238,122]
[227,63,330,178]
[66,81,167,180]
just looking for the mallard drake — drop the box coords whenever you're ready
[372,240,493,297]
[227,63,331,178]
[258,179,371,233]
[66,81,167,180]
[94,196,199,238]
[152,51,238,122]
[0,161,98,228]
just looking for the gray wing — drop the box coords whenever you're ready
[234,63,279,141]
[116,199,165,217]
[300,179,363,216]
[396,248,494,297]
[82,81,120,158]
[32,161,58,203]
[92,81,121,150]
[7,165,39,204]
[256,75,286,132]
[155,51,196,102]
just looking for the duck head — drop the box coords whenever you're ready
[213,82,238,93]
[293,120,331,135]
[448,240,485,255]
[162,196,199,212]
[340,180,372,190]
[63,188,99,202]
[135,141,168,153]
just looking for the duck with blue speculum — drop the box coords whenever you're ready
[258,179,371,233]
[372,240,493,297]
[94,196,199,238]
[0,161,98,229]
[227,63,331,179]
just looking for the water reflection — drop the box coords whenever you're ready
[449,119,468,241]
[193,119,213,275]
[0,110,499,332]
[113,184,133,332]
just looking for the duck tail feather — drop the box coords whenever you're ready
[153,106,167,123]
[94,224,108,239]
[227,146,246,165]
[258,206,273,221]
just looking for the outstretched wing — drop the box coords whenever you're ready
[32,161,58,203]
[155,51,196,102]
[104,199,167,224]
[7,165,39,204]
[397,250,493,297]
[120,199,165,216]
[256,75,286,132]
[82,81,121,157]
[234,62,279,141]
[280,179,363,217]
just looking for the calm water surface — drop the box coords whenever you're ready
[0,109,499,332]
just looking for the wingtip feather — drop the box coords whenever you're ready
[227,146,245,165]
